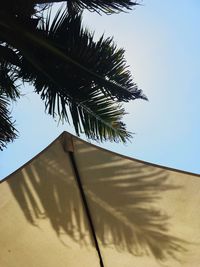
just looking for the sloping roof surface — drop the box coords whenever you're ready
[0,131,200,267]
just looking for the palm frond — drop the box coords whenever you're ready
[0,45,21,67]
[0,8,146,143]
[35,0,140,14]
[38,10,147,102]
[20,51,131,142]
[56,90,131,142]
[0,93,17,150]
[68,0,139,14]
[14,10,143,141]
[0,62,20,100]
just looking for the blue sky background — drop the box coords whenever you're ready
[0,0,200,179]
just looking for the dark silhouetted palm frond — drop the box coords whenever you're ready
[0,10,146,142]
[0,93,17,150]
[0,48,19,149]
[0,1,146,147]
[0,47,20,100]
[34,0,140,14]
[65,0,139,14]
[1,0,140,18]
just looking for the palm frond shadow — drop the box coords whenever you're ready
[8,139,187,262]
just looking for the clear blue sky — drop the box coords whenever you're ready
[1,0,200,179]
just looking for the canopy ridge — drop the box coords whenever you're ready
[63,135,105,267]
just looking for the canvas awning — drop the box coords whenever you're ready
[0,131,200,267]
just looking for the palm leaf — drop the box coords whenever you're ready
[66,0,139,14]
[0,61,20,100]
[68,91,131,142]
[38,10,147,102]
[0,9,146,143]
[20,50,131,142]
[0,45,21,67]
[34,0,140,14]
[0,93,17,150]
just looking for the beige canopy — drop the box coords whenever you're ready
[0,131,200,267]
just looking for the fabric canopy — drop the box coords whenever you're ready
[0,131,200,267]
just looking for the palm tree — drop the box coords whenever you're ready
[0,0,146,150]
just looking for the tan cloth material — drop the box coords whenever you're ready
[0,132,200,267]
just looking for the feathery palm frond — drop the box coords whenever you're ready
[0,93,17,150]
[1,0,140,18]
[37,10,147,101]
[19,46,132,142]
[0,58,20,100]
[65,0,140,14]
[32,0,140,14]
[0,46,19,149]
[19,13,145,141]
[0,3,146,145]
[72,92,131,142]
[26,10,147,101]
[0,10,146,142]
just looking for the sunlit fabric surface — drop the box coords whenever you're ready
[0,132,200,267]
